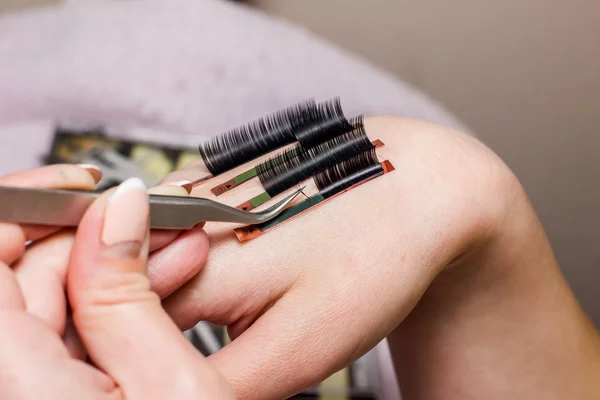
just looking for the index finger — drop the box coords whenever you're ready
[0,164,100,264]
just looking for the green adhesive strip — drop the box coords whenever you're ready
[257,194,325,231]
[232,168,258,185]
[231,147,302,187]
[249,192,272,208]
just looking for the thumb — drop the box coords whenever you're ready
[67,178,234,399]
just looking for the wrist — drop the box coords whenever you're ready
[380,124,599,399]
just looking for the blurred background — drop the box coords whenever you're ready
[1,0,598,322]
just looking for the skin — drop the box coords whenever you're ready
[0,117,598,399]
[0,167,233,399]
[0,165,209,350]
[160,116,600,399]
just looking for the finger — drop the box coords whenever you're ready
[68,178,233,398]
[147,181,192,252]
[12,181,204,335]
[0,164,101,188]
[209,288,378,400]
[0,264,86,395]
[0,261,25,310]
[63,317,87,361]
[0,307,118,399]
[13,231,75,334]
[148,181,193,196]
[166,271,353,400]
[147,227,209,298]
[0,164,100,264]
[21,224,67,242]
[0,223,27,266]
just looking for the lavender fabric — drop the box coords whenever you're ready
[0,0,465,174]
[0,1,468,398]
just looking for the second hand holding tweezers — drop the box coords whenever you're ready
[0,186,303,230]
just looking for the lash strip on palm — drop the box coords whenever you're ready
[234,150,393,241]
[211,116,367,196]
[259,149,384,231]
[198,98,353,176]
[313,146,384,199]
[237,123,374,211]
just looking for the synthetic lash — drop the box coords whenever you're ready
[254,115,365,178]
[211,134,383,197]
[198,100,316,175]
[293,98,355,147]
[313,147,384,199]
[198,98,353,175]
[256,120,374,198]
[234,159,395,241]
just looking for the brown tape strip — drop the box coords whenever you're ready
[237,200,254,212]
[191,175,213,187]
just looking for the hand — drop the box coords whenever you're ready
[0,178,234,399]
[0,164,100,356]
[156,117,511,398]
[2,165,209,358]
[158,117,599,399]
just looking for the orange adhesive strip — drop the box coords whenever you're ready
[381,159,395,173]
[237,200,254,212]
[234,225,264,241]
[372,139,385,147]
[191,175,213,187]
[212,179,237,195]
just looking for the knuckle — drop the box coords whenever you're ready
[76,271,159,311]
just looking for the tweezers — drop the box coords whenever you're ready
[0,186,303,230]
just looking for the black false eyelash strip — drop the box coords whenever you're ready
[210,117,377,197]
[253,115,366,189]
[293,98,355,148]
[257,121,374,197]
[198,100,316,175]
[198,98,353,175]
[234,158,395,241]
[314,147,384,199]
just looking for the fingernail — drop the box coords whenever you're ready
[76,164,103,184]
[169,180,193,194]
[101,178,149,260]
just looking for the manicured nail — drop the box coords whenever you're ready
[76,164,103,184]
[169,180,193,194]
[101,178,149,259]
